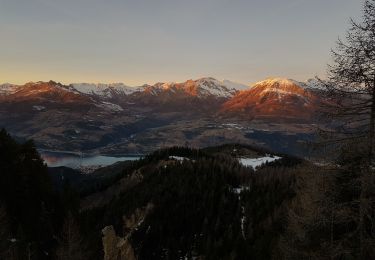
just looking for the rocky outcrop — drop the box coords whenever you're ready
[102,203,154,260]
[102,226,136,260]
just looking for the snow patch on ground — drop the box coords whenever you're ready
[221,123,245,130]
[230,185,249,239]
[240,206,246,239]
[239,155,282,170]
[232,186,250,194]
[169,156,189,161]
[96,101,123,111]
[33,105,46,111]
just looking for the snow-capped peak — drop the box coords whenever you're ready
[253,78,300,88]
[195,77,238,98]
[0,81,65,96]
[195,77,249,90]
[0,83,19,95]
[69,83,142,98]
[143,77,244,98]
[249,77,314,103]
[254,77,326,91]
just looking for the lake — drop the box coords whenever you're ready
[40,150,141,169]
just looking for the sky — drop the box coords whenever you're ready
[0,0,364,86]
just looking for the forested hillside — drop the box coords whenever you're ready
[77,145,300,259]
[0,129,63,259]
[1,130,373,259]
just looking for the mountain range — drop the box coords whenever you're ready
[0,77,324,156]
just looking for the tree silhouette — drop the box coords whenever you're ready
[317,1,375,257]
[320,0,375,165]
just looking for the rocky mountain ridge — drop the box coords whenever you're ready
[0,77,324,155]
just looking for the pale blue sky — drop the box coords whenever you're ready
[0,0,364,85]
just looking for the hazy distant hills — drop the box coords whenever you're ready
[0,77,324,155]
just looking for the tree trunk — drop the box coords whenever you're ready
[368,79,375,166]
[361,78,375,257]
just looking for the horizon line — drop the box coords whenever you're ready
[0,75,319,88]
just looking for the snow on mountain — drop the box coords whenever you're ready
[222,77,319,120]
[0,83,20,95]
[302,78,327,90]
[95,101,124,112]
[253,78,302,90]
[69,83,142,98]
[252,78,318,99]
[195,77,238,98]
[0,78,324,106]
[252,78,311,101]
[252,78,327,92]
[0,78,247,101]
[0,81,71,97]
[143,77,244,98]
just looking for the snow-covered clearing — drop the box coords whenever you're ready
[239,155,282,170]
[169,156,189,161]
